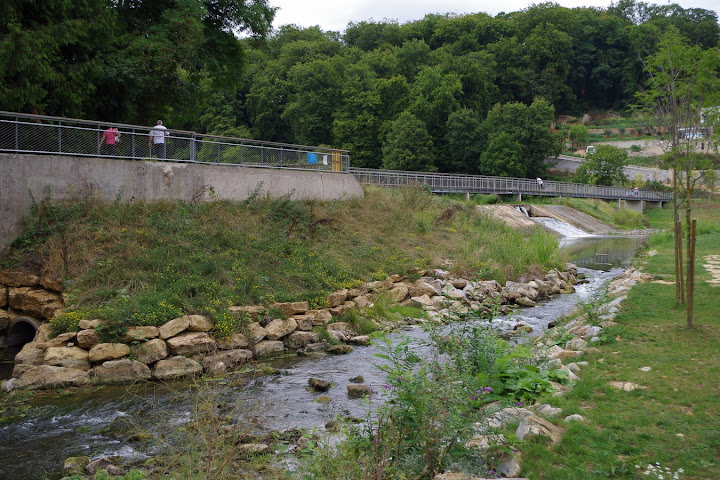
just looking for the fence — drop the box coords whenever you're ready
[0,111,350,171]
[350,168,673,202]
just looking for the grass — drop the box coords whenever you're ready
[1,186,565,340]
[519,199,720,480]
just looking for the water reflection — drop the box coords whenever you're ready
[561,235,646,271]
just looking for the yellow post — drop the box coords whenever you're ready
[332,150,342,171]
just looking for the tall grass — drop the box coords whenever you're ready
[3,186,564,339]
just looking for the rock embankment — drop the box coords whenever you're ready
[2,265,585,391]
[0,269,65,331]
[432,267,653,480]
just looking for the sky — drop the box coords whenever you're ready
[267,0,720,33]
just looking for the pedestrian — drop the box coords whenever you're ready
[149,120,169,159]
[100,126,120,156]
[536,177,544,190]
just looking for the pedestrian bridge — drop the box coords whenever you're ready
[349,168,670,211]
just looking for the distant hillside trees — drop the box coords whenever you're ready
[1,0,718,178]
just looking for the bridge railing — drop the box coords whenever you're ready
[0,111,350,171]
[349,168,673,201]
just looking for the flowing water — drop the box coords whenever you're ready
[0,230,645,480]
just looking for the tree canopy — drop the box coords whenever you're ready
[1,0,718,178]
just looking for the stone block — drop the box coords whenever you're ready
[166,331,215,356]
[88,343,131,363]
[132,338,169,364]
[158,316,190,340]
[91,358,151,384]
[153,356,203,380]
[45,346,90,371]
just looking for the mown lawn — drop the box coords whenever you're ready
[521,199,720,480]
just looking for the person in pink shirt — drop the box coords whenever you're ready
[100,126,120,156]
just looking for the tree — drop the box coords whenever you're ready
[382,111,436,171]
[478,132,525,177]
[569,124,589,151]
[480,98,561,178]
[634,26,720,325]
[445,109,486,174]
[0,0,116,118]
[575,145,628,185]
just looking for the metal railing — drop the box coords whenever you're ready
[0,111,350,171]
[350,168,673,202]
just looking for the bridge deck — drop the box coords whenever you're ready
[349,168,671,202]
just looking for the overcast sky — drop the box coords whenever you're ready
[268,0,720,33]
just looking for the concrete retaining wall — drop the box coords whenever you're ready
[0,154,364,255]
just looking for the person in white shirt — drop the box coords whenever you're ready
[148,120,169,159]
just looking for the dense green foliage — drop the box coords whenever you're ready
[2,1,719,176]
[575,145,630,186]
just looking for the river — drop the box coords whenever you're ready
[0,235,644,480]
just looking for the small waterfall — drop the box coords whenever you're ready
[532,217,592,238]
[515,206,530,217]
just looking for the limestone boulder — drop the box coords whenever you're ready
[516,415,565,444]
[308,309,332,327]
[78,319,104,330]
[158,316,190,340]
[228,305,265,321]
[37,332,77,349]
[271,301,309,316]
[76,329,99,348]
[40,271,64,292]
[349,335,371,346]
[326,322,357,342]
[0,309,9,329]
[17,365,90,390]
[132,338,169,364]
[328,301,355,317]
[347,384,372,398]
[91,358,151,384]
[63,456,91,476]
[265,317,298,340]
[88,343,130,363]
[283,331,319,349]
[45,346,91,371]
[291,314,314,331]
[388,285,409,302]
[0,286,7,308]
[352,295,371,309]
[327,345,353,355]
[237,444,269,457]
[121,326,159,343]
[246,322,267,343]
[565,338,588,351]
[0,270,40,287]
[187,314,214,332]
[516,296,536,307]
[410,294,434,308]
[8,287,63,319]
[308,377,331,391]
[201,349,253,373]
[166,331,216,356]
[253,340,284,358]
[217,332,250,350]
[327,289,349,308]
[497,452,523,478]
[410,282,440,298]
[14,343,47,367]
[153,356,203,380]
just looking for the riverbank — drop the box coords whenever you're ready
[518,199,720,479]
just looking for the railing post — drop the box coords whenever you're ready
[190,134,197,162]
[131,129,136,159]
[14,115,19,151]
[58,121,62,154]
